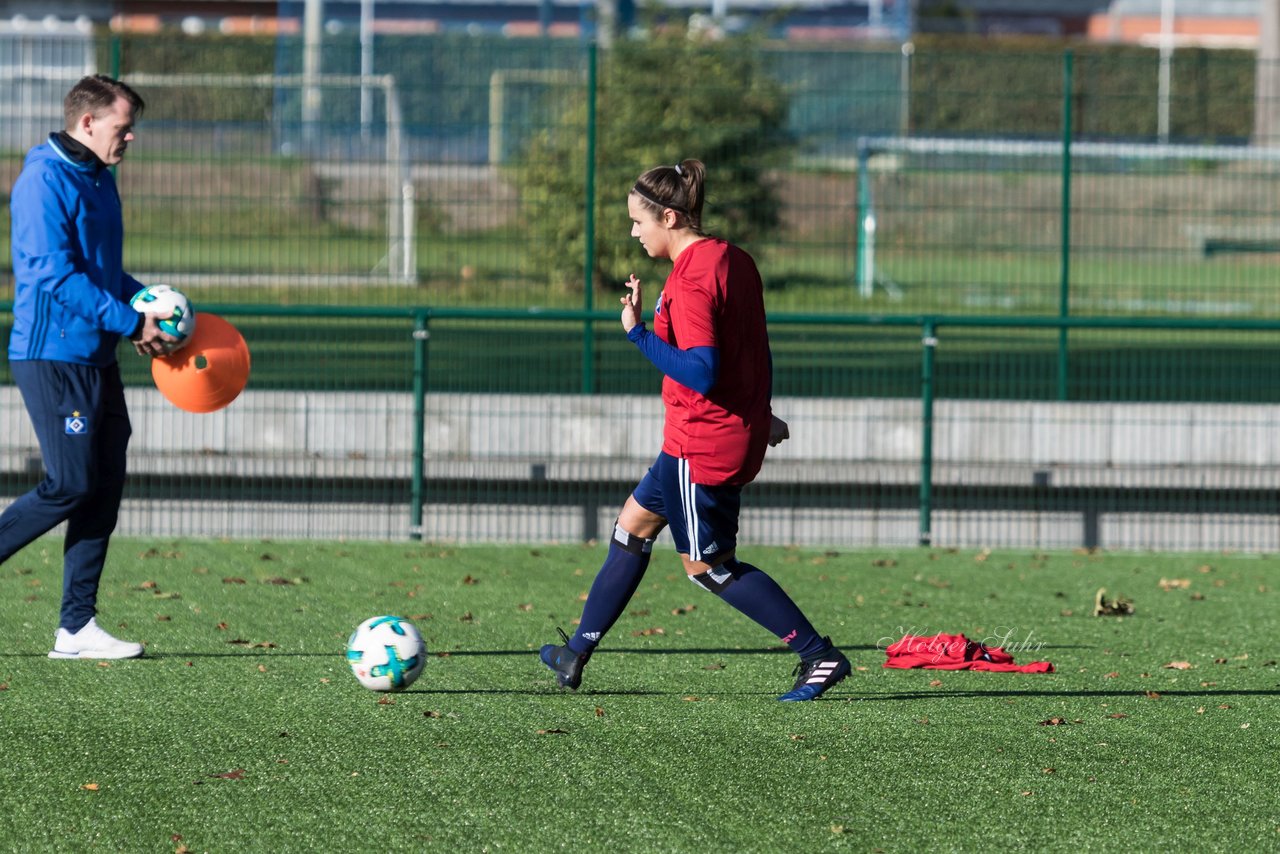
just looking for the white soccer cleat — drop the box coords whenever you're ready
[48,618,144,660]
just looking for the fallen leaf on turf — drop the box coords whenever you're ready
[1039,717,1069,726]
[1094,588,1135,616]
[423,710,441,718]
[153,592,181,600]
[458,612,474,622]
[222,577,246,585]
[462,575,479,585]
[632,627,665,637]
[537,728,568,735]
[209,769,245,780]
[1164,661,1193,670]
[517,603,533,612]
[682,696,701,702]
[1241,722,1251,729]
[156,615,171,621]
[96,662,110,669]
[378,696,394,705]
[1159,577,1191,591]
[81,783,99,791]
[595,707,605,718]
[139,580,157,589]
[671,605,697,615]
[789,734,805,741]
[0,683,8,691]
[257,665,267,672]
[1107,713,1129,719]
[263,577,306,585]
[1145,691,1161,700]
[1104,672,1120,678]
[929,679,943,687]
[216,622,229,631]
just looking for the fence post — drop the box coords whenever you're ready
[855,138,875,298]
[1058,49,1074,401]
[409,311,430,541]
[582,41,598,394]
[918,319,937,546]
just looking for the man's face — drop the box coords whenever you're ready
[79,96,136,166]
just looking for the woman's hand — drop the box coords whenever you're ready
[621,274,642,333]
[768,415,790,447]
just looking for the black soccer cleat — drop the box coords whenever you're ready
[540,627,591,690]
[778,639,851,702]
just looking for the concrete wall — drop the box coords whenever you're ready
[4,387,1279,549]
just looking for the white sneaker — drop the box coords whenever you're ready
[48,618,144,660]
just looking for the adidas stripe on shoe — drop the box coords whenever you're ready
[778,641,850,702]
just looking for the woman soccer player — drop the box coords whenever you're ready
[540,159,850,701]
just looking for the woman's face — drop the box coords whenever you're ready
[628,194,672,259]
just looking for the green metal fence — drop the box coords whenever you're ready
[4,33,1280,549]
[4,306,1280,551]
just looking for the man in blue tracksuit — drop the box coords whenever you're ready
[2,75,177,659]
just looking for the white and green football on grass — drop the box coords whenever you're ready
[129,283,195,354]
[346,615,426,692]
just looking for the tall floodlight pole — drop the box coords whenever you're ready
[1157,0,1173,143]
[360,0,374,140]
[303,0,323,145]
[1255,0,1280,144]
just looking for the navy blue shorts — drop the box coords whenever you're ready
[632,451,741,563]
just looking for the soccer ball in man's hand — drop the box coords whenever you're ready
[130,284,195,353]
[345,615,426,692]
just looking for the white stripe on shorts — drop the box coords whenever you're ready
[679,457,699,556]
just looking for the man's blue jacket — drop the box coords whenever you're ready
[9,134,144,367]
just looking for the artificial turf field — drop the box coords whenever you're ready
[1,538,1277,852]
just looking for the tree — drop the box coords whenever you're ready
[515,27,792,293]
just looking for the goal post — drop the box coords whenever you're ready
[853,134,1280,306]
[125,71,417,284]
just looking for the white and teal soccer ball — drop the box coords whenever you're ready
[345,615,426,692]
[129,284,195,353]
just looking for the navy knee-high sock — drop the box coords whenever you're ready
[690,559,828,660]
[568,524,654,655]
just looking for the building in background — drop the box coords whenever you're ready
[0,0,1267,44]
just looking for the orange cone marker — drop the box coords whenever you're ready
[151,313,251,413]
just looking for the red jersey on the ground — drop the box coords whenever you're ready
[652,238,773,486]
[883,633,1055,673]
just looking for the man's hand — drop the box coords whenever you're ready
[621,274,642,333]
[768,415,790,447]
[130,312,180,357]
